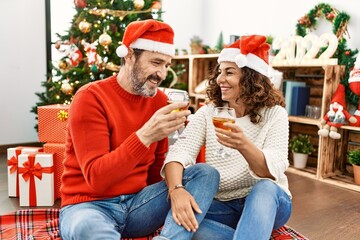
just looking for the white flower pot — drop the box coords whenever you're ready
[292,152,309,169]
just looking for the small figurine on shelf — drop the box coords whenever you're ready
[318,83,357,139]
[348,55,360,127]
[190,35,205,54]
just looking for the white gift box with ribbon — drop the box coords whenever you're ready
[18,153,55,207]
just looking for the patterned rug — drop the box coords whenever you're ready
[0,208,308,239]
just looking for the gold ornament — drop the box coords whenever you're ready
[133,0,145,10]
[61,81,74,95]
[79,20,92,33]
[99,32,112,47]
[58,60,68,70]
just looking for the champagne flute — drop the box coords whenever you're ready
[212,107,236,157]
[167,90,190,139]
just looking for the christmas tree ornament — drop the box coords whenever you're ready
[58,60,68,70]
[151,1,161,10]
[99,32,112,47]
[74,0,87,8]
[81,40,98,65]
[90,64,99,73]
[67,44,83,66]
[54,41,62,50]
[60,81,74,95]
[133,0,145,10]
[79,20,92,33]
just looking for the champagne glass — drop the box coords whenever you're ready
[167,90,190,139]
[212,107,236,157]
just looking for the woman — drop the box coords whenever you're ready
[161,35,292,240]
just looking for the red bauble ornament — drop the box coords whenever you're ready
[345,51,351,56]
[74,0,87,8]
[151,1,161,10]
[326,12,335,20]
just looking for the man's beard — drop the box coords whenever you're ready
[130,64,162,97]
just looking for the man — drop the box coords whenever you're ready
[59,19,219,240]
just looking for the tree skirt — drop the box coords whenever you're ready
[0,209,308,240]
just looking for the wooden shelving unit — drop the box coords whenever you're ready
[274,65,360,192]
[172,55,360,192]
[172,54,218,111]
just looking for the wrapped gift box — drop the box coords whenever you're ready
[38,104,70,143]
[18,153,55,207]
[7,146,44,197]
[44,143,65,199]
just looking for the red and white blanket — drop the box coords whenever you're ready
[0,209,308,240]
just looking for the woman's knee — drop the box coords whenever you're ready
[183,163,220,193]
[193,163,220,181]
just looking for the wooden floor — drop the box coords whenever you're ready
[1,153,360,240]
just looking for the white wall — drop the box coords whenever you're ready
[163,0,360,52]
[1,0,360,145]
[0,0,47,145]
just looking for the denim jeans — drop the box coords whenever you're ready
[59,163,219,240]
[192,180,292,240]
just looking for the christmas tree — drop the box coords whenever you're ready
[31,0,165,123]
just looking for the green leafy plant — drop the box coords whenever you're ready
[289,134,314,155]
[348,149,360,166]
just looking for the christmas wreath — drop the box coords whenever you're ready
[296,3,358,106]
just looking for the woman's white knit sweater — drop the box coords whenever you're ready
[162,104,291,201]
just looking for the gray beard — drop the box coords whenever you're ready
[130,66,157,97]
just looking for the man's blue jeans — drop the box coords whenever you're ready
[192,180,292,240]
[59,163,220,240]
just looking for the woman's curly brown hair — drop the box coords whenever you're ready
[206,64,285,124]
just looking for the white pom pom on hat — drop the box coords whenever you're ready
[116,19,175,58]
[116,45,128,58]
[218,35,270,77]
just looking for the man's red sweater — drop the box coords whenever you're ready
[61,75,168,207]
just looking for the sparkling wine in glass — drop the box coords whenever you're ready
[167,90,190,139]
[212,107,236,157]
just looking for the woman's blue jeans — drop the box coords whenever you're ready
[59,163,219,240]
[192,180,292,240]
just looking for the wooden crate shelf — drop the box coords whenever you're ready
[172,54,218,111]
[276,65,360,192]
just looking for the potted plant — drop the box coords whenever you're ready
[347,149,360,185]
[289,134,314,169]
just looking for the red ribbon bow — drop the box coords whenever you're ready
[18,154,54,206]
[7,156,18,174]
[7,148,24,197]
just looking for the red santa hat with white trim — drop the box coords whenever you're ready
[348,55,360,95]
[116,19,175,58]
[218,35,270,77]
[331,83,346,108]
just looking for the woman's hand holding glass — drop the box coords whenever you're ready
[212,107,236,157]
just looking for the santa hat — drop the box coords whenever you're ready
[116,19,175,58]
[218,35,270,77]
[348,55,360,95]
[331,83,346,107]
